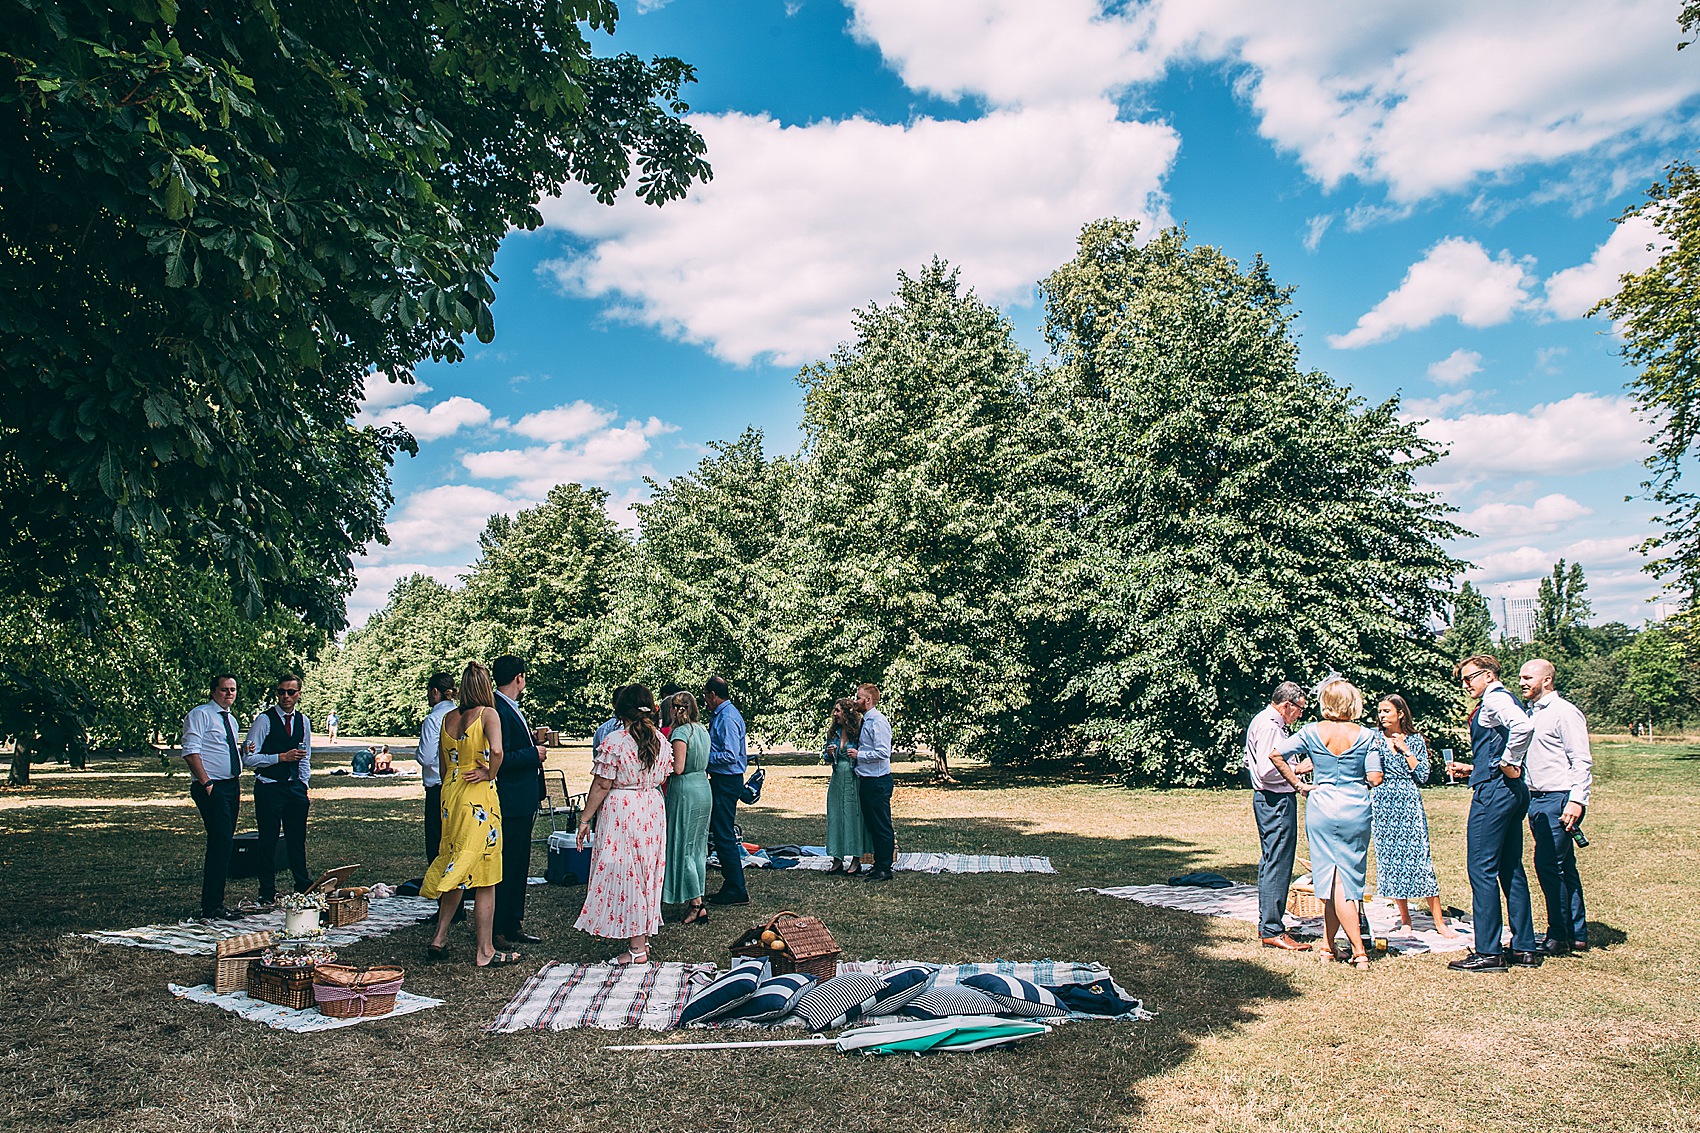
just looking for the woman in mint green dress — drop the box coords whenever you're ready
[662,691,713,924]
[823,698,869,873]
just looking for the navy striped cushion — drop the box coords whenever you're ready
[730,972,818,1023]
[865,964,936,1016]
[679,959,767,1025]
[900,986,1005,1018]
[960,973,1070,1018]
[792,972,884,1030]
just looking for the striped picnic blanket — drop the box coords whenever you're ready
[80,896,440,956]
[787,853,1055,874]
[1085,883,1475,955]
[487,961,718,1033]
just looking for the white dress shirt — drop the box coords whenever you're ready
[1243,706,1293,792]
[244,709,314,780]
[855,707,893,777]
[1512,690,1593,806]
[1477,682,1529,769]
[181,701,244,780]
[418,699,455,788]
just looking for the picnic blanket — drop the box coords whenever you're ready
[170,983,442,1032]
[81,896,440,956]
[784,853,1056,875]
[487,961,718,1033]
[1085,882,1474,955]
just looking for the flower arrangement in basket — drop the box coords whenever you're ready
[312,963,405,1019]
[278,889,329,937]
[730,910,841,981]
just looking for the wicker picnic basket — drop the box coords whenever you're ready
[312,963,405,1019]
[730,910,841,981]
[325,889,370,927]
[1287,859,1324,918]
[250,962,318,1010]
[214,930,275,994]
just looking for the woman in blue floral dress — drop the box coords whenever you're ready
[1370,694,1461,940]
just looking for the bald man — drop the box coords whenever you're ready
[1513,659,1592,955]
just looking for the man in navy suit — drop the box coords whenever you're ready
[491,654,548,949]
[1446,654,1540,972]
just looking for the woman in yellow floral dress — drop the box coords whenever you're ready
[422,661,519,967]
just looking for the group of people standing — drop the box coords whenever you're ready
[1245,653,1593,971]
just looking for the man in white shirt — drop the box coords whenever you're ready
[1513,658,1592,954]
[179,673,245,919]
[243,673,313,905]
[854,683,895,883]
[1245,682,1311,950]
[418,672,456,862]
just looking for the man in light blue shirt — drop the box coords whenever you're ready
[418,671,455,862]
[704,676,750,905]
[854,683,896,882]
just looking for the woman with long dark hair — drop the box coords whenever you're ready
[822,697,868,873]
[1371,693,1461,939]
[574,683,671,964]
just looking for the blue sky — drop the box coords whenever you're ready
[350,0,1700,630]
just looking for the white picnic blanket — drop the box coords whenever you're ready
[81,896,440,956]
[170,983,442,1032]
[487,961,718,1033]
[1085,882,1474,954]
[786,853,1056,875]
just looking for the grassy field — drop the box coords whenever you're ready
[2,737,1697,1133]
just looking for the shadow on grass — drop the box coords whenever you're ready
[1,793,1299,1133]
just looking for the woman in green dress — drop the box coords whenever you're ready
[823,697,869,873]
[662,691,713,925]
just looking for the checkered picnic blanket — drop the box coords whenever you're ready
[80,896,440,956]
[487,961,719,1033]
[170,982,442,1032]
[1085,883,1475,955]
[787,853,1056,874]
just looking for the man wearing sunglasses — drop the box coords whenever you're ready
[1445,655,1538,972]
[244,674,314,906]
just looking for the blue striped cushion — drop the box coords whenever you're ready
[960,973,1069,1018]
[900,986,1005,1018]
[679,959,767,1025]
[729,972,818,1023]
[792,972,884,1030]
[865,964,936,1016]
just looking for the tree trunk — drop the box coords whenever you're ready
[931,741,953,783]
[8,738,30,787]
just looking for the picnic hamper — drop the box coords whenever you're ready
[325,888,370,927]
[731,910,841,981]
[1287,859,1324,918]
[214,930,274,994]
[312,964,405,1019]
[250,962,318,1010]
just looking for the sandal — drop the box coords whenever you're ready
[845,862,861,875]
[611,950,650,965]
[825,861,843,874]
[426,944,449,963]
[1350,953,1369,970]
[477,950,523,968]
[682,905,709,926]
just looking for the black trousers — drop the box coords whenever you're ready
[494,788,538,936]
[190,777,240,915]
[857,773,895,872]
[424,783,443,863]
[254,781,310,899]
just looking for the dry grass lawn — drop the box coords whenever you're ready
[2,737,1696,1132]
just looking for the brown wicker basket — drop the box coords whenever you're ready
[250,962,318,1010]
[312,963,405,1018]
[325,892,369,927]
[730,910,841,981]
[1288,859,1324,918]
[214,930,274,994]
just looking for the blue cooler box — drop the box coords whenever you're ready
[546,831,593,885]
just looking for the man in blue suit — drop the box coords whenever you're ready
[1446,654,1540,972]
[492,654,548,949]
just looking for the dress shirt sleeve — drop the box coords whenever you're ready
[1563,703,1593,806]
[300,719,312,779]
[418,709,443,775]
[243,714,277,769]
[1482,687,1531,766]
[1408,734,1431,784]
[180,707,206,760]
[857,713,892,766]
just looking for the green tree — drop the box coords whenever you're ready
[1039,220,1467,785]
[778,261,1039,778]
[462,484,634,735]
[1622,626,1689,726]
[0,0,709,631]
[1442,581,1498,657]
[1534,558,1593,657]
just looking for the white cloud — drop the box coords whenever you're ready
[1329,238,1534,348]
[1542,213,1671,319]
[510,401,616,443]
[358,395,491,442]
[462,417,677,497]
[539,102,1177,365]
[360,371,429,412]
[846,2,1700,201]
[368,485,529,567]
[1404,390,1476,418]
[1412,393,1648,481]
[345,562,468,628]
[1468,545,1564,584]
[1459,494,1592,540]
[1427,348,1482,386]
[1301,213,1333,252]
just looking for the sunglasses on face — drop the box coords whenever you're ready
[276,688,301,697]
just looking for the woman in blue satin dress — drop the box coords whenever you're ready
[1270,678,1385,969]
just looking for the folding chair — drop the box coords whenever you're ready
[536,768,584,842]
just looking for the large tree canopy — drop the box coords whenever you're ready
[0,0,709,630]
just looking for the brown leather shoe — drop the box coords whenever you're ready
[1261,934,1314,951]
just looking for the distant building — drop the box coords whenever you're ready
[1477,583,1539,643]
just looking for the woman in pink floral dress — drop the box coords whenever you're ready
[574,684,670,964]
